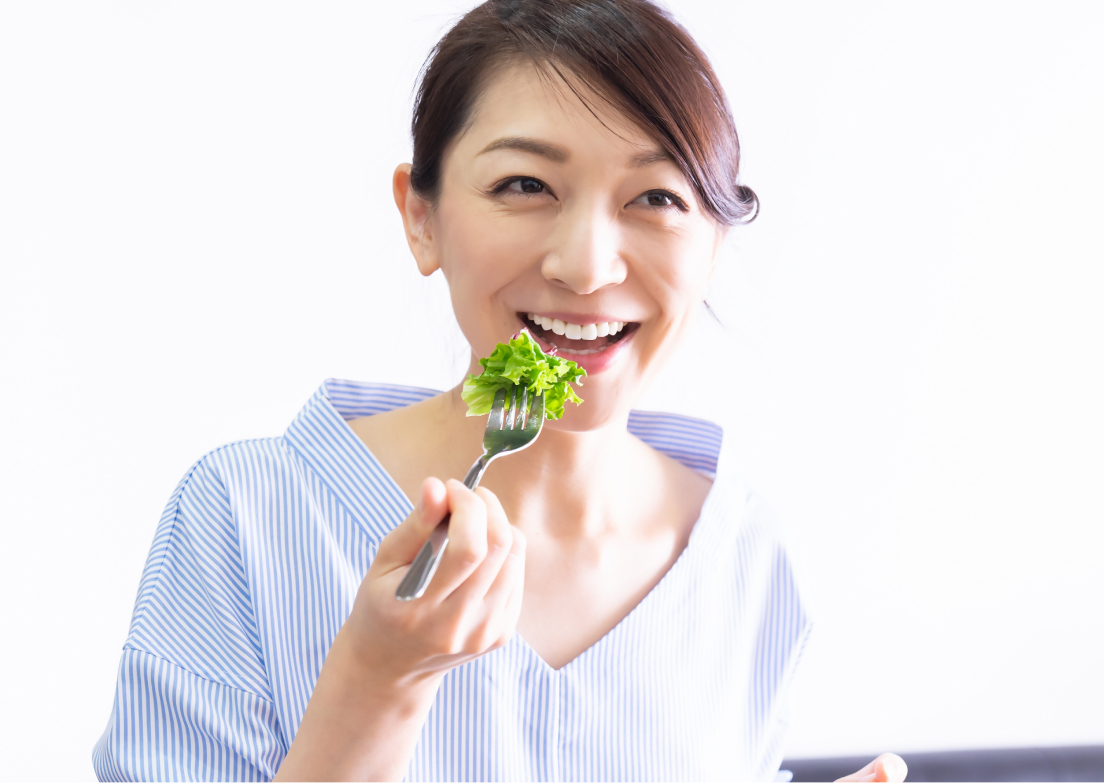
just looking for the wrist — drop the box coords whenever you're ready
[276,627,443,781]
[328,626,443,715]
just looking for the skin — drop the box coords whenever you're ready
[275,62,906,782]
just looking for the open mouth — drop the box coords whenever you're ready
[517,312,639,355]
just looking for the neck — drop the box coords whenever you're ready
[441,382,639,541]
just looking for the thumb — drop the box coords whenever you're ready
[877,754,907,782]
[376,477,449,569]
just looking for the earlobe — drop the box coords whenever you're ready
[392,163,440,276]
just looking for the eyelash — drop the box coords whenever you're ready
[489,176,689,213]
[490,176,549,198]
[638,189,689,212]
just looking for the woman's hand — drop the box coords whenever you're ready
[347,476,527,681]
[274,477,526,781]
[835,753,908,782]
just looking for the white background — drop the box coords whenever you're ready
[1,1,1102,779]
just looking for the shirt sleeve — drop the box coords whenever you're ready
[93,452,286,781]
[743,492,815,782]
[755,672,807,782]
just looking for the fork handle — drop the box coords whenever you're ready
[395,455,490,600]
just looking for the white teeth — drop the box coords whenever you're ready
[526,313,631,341]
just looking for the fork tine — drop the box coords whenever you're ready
[527,392,544,429]
[517,385,529,431]
[488,388,507,430]
[505,385,519,430]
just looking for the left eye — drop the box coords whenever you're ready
[634,191,679,208]
[505,178,546,194]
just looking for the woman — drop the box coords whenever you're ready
[94,1,905,780]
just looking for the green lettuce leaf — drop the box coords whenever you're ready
[461,329,586,420]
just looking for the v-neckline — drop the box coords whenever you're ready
[325,383,726,673]
[510,477,723,673]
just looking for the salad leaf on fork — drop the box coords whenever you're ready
[462,329,586,420]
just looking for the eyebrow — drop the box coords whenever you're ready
[478,136,673,169]
[628,149,673,168]
[478,137,569,163]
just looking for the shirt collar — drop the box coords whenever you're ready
[282,381,429,540]
[283,379,725,539]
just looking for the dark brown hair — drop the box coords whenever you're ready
[409,0,758,225]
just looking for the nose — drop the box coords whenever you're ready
[540,203,627,295]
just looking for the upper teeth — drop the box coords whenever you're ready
[527,314,626,340]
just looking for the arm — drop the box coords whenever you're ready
[94,456,284,781]
[274,477,526,781]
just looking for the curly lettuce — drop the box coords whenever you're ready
[461,329,586,420]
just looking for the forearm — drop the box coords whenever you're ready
[274,628,442,781]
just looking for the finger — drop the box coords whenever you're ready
[835,754,906,783]
[876,754,907,782]
[834,759,876,782]
[500,566,526,638]
[374,477,448,570]
[442,487,514,605]
[420,479,488,600]
[474,525,526,651]
[479,522,526,611]
[489,544,527,648]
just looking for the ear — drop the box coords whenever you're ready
[393,163,439,276]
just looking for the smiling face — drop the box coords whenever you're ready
[400,62,726,431]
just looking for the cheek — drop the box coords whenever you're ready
[435,198,547,348]
[638,231,718,321]
[437,202,521,298]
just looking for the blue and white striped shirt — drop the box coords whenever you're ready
[93,379,812,781]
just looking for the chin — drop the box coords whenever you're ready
[543,407,622,433]
[541,377,643,433]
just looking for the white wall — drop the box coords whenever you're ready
[1,1,1101,778]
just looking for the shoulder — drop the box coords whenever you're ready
[135,437,299,610]
[125,440,291,695]
[187,437,298,484]
[699,429,800,557]
[695,462,788,546]
[697,467,814,631]
[165,437,301,517]
[141,437,292,566]
[722,479,795,550]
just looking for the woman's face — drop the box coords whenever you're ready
[403,63,726,431]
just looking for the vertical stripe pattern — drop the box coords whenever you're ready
[94,379,812,781]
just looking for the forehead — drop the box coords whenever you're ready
[457,60,663,161]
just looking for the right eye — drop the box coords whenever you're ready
[498,177,548,195]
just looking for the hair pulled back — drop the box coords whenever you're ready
[410,0,758,226]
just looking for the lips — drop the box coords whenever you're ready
[517,312,639,374]
[519,312,635,352]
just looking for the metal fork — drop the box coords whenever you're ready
[395,385,544,600]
